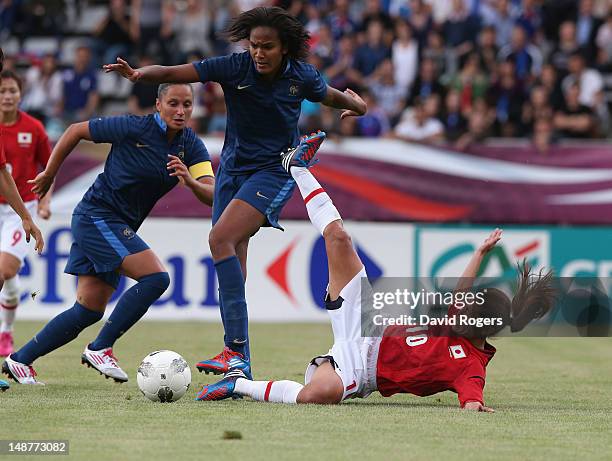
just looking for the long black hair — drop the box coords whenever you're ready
[0,48,4,72]
[225,6,310,61]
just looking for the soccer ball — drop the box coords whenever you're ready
[137,350,191,403]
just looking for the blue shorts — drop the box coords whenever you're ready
[64,213,150,289]
[212,165,295,230]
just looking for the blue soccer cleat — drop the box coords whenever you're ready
[195,346,252,379]
[0,379,9,392]
[195,368,249,401]
[281,130,326,172]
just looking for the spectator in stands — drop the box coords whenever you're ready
[562,51,607,129]
[483,0,516,48]
[448,52,489,116]
[369,59,407,122]
[422,29,448,76]
[406,57,445,107]
[312,24,335,68]
[392,19,418,94]
[476,25,499,78]
[326,33,359,91]
[93,0,132,69]
[520,84,554,136]
[169,0,213,64]
[487,60,525,137]
[359,0,394,34]
[442,89,468,142]
[22,54,63,125]
[443,0,480,68]
[130,0,173,64]
[550,21,581,76]
[532,116,555,153]
[574,0,603,63]
[356,89,390,137]
[0,0,20,42]
[326,0,356,40]
[455,98,493,151]
[595,9,612,71]
[127,56,158,116]
[60,46,99,124]
[407,0,433,50]
[554,81,596,138]
[537,63,565,110]
[516,0,543,41]
[351,19,391,82]
[392,97,444,144]
[498,25,543,82]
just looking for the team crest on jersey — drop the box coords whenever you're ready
[449,345,466,359]
[17,132,32,145]
[288,80,302,96]
[177,151,185,161]
[122,228,135,239]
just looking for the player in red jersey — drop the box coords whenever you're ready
[0,51,42,255]
[197,140,555,411]
[0,69,51,356]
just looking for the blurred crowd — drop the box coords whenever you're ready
[2,0,612,150]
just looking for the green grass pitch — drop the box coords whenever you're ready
[2,321,611,461]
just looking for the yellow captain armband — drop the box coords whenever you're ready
[189,161,214,179]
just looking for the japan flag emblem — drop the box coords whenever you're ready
[18,132,32,144]
[449,344,466,359]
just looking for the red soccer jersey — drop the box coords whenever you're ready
[376,324,496,407]
[0,111,51,203]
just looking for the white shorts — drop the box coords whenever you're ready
[0,201,38,264]
[305,267,381,401]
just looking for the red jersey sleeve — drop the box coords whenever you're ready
[0,129,6,168]
[454,362,486,407]
[34,121,51,167]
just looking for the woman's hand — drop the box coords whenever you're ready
[28,171,54,199]
[167,155,195,187]
[21,217,44,254]
[103,57,142,82]
[463,401,495,412]
[340,88,367,119]
[478,228,502,255]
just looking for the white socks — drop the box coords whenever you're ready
[291,167,341,235]
[234,378,304,404]
[0,276,19,333]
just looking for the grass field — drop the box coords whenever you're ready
[2,321,611,461]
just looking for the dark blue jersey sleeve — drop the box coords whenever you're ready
[192,53,243,84]
[88,115,140,144]
[304,67,328,103]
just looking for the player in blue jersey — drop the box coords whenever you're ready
[104,6,367,375]
[2,83,215,385]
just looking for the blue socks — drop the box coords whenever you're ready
[89,272,170,351]
[12,302,103,365]
[215,256,249,358]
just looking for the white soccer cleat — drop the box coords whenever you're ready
[2,355,45,385]
[81,346,128,383]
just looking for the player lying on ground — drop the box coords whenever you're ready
[104,6,366,378]
[2,83,215,385]
[0,70,53,358]
[196,143,556,410]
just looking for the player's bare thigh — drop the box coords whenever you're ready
[76,275,115,312]
[297,361,344,405]
[324,221,364,301]
[209,199,266,261]
[0,252,21,280]
[119,249,166,280]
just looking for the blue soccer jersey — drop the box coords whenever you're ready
[75,113,212,230]
[193,52,327,174]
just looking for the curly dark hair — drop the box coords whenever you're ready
[225,6,310,61]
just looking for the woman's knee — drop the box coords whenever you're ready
[208,226,238,258]
[0,268,19,281]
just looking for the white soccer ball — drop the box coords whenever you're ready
[137,350,191,403]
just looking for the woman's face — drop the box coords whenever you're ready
[0,77,21,116]
[249,26,287,77]
[156,85,193,132]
